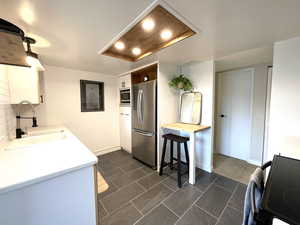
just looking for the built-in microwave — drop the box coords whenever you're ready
[120,88,130,105]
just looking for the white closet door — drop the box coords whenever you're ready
[216,68,254,161]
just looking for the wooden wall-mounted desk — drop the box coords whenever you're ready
[161,123,210,184]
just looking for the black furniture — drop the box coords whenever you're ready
[249,161,273,225]
[159,133,190,188]
[260,155,300,225]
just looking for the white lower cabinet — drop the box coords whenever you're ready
[119,106,131,153]
[0,167,97,225]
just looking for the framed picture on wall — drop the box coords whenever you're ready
[80,80,104,112]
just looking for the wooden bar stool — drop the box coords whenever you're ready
[159,133,190,188]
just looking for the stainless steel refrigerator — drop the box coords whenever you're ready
[132,80,156,168]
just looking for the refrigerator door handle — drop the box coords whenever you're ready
[137,90,142,123]
[133,129,154,137]
[140,89,144,123]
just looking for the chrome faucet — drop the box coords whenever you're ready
[16,100,38,139]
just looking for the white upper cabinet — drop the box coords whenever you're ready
[118,74,131,89]
[7,66,42,104]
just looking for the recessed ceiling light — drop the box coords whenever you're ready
[142,18,155,31]
[132,47,141,55]
[114,41,125,50]
[161,29,172,40]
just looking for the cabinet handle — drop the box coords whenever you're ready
[40,95,44,103]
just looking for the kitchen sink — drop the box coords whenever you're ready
[5,132,67,151]
[26,127,65,136]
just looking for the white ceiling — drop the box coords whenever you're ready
[1,0,300,75]
[215,46,273,72]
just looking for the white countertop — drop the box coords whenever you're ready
[0,126,98,194]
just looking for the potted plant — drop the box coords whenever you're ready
[169,75,193,91]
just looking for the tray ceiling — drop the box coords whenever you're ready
[101,5,196,62]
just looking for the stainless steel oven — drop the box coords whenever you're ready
[120,88,130,105]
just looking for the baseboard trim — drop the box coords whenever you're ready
[94,146,121,156]
[196,161,212,173]
[247,159,261,166]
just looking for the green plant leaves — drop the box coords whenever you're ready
[169,74,193,91]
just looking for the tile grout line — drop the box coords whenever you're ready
[131,178,189,225]
[103,184,147,216]
[130,200,144,216]
[162,202,181,218]
[100,152,244,224]
[99,169,170,206]
[100,156,245,224]
[215,183,239,225]
[194,172,218,195]
[129,179,177,220]
[160,181,177,193]
[186,174,221,223]
[100,173,149,201]
[173,189,205,224]
[194,204,219,220]
[104,166,153,189]
[135,171,171,190]
[132,202,167,225]
[131,174,187,225]
[161,179,178,192]
[135,181,148,192]
[226,184,244,213]
[161,171,220,224]
[213,180,239,194]
[99,199,109,215]
[131,175,171,203]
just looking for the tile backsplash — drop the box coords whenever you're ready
[0,65,15,146]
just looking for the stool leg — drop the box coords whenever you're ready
[159,138,167,176]
[184,142,189,172]
[177,142,182,188]
[170,140,174,170]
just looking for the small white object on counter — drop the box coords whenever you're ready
[0,126,98,194]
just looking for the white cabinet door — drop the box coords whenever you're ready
[119,74,131,89]
[119,107,131,153]
[7,66,41,104]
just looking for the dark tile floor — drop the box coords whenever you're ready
[98,150,246,225]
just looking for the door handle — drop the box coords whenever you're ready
[140,90,144,123]
[137,90,142,123]
[134,129,153,137]
[220,114,226,118]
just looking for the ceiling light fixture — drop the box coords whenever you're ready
[114,41,125,50]
[0,18,29,67]
[24,37,45,71]
[142,18,155,31]
[132,47,141,55]
[100,5,197,62]
[161,29,172,40]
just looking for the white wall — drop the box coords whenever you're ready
[157,62,180,170]
[181,60,215,172]
[249,64,270,164]
[31,65,120,154]
[266,37,300,161]
[0,65,15,147]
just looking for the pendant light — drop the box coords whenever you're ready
[0,18,29,67]
[24,37,45,71]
